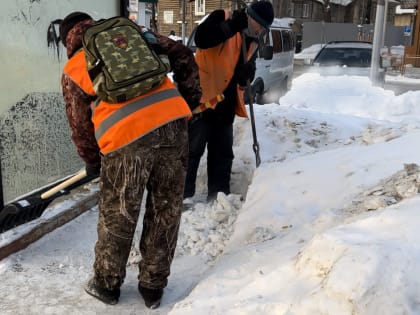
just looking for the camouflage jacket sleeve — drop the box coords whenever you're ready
[154,33,202,110]
[61,73,101,166]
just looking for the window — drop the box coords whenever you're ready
[195,0,205,16]
[281,31,294,52]
[258,30,272,57]
[271,30,282,53]
[291,0,312,19]
[163,11,174,24]
[302,4,309,18]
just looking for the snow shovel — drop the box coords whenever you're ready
[0,169,95,233]
[241,31,261,167]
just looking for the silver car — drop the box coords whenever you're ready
[311,41,373,75]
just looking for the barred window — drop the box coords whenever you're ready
[195,0,205,16]
[303,4,309,18]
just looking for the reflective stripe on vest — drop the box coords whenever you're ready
[94,88,180,140]
[91,77,191,154]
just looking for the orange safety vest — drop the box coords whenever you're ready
[63,50,192,154]
[195,10,256,118]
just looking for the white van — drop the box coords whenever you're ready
[252,18,295,103]
[186,17,295,104]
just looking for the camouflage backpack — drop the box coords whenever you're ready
[82,16,170,103]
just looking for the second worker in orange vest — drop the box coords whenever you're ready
[184,1,274,202]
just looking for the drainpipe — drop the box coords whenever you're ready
[381,0,389,48]
[181,0,186,44]
[0,156,4,208]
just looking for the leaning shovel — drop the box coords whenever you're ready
[0,169,95,233]
[241,31,261,167]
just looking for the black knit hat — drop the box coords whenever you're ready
[247,1,274,29]
[59,11,92,46]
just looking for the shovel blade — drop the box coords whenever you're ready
[0,169,93,233]
[0,198,54,232]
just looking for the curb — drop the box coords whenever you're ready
[0,192,98,261]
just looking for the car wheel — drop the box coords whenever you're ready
[280,77,289,96]
[251,78,265,104]
[256,93,265,105]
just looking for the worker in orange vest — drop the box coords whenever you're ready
[184,1,274,202]
[60,11,201,308]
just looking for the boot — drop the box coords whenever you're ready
[84,278,120,305]
[138,283,163,309]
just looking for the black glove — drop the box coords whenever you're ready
[235,61,256,87]
[230,9,248,33]
[85,163,101,177]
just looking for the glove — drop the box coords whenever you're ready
[85,163,101,177]
[235,61,256,87]
[230,9,248,33]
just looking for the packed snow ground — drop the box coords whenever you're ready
[2,73,420,314]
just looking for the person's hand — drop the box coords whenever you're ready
[235,61,256,86]
[231,9,248,33]
[85,163,101,177]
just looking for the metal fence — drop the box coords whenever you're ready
[302,22,407,49]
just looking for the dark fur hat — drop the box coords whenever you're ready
[247,1,274,29]
[59,11,92,47]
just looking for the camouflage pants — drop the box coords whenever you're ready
[92,118,188,290]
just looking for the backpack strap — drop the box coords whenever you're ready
[87,59,105,82]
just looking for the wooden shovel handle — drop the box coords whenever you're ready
[41,169,87,199]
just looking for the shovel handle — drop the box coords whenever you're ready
[41,169,87,199]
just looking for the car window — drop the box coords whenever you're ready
[187,27,197,52]
[258,30,270,57]
[271,30,282,53]
[314,47,372,67]
[281,30,294,52]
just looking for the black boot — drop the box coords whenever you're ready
[84,278,120,305]
[138,284,163,309]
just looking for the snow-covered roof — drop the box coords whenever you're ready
[316,0,354,6]
[324,41,373,49]
[271,17,295,28]
[395,5,415,14]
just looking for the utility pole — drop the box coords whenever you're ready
[414,0,420,57]
[381,0,389,48]
[370,0,385,85]
[181,0,186,44]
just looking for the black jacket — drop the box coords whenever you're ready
[195,9,256,125]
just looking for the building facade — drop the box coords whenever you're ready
[156,0,238,39]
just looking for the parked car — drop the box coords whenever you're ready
[186,17,295,104]
[252,18,295,104]
[308,41,384,82]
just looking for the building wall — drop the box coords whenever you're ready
[0,0,118,203]
[329,4,346,23]
[156,0,236,41]
[394,14,413,27]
